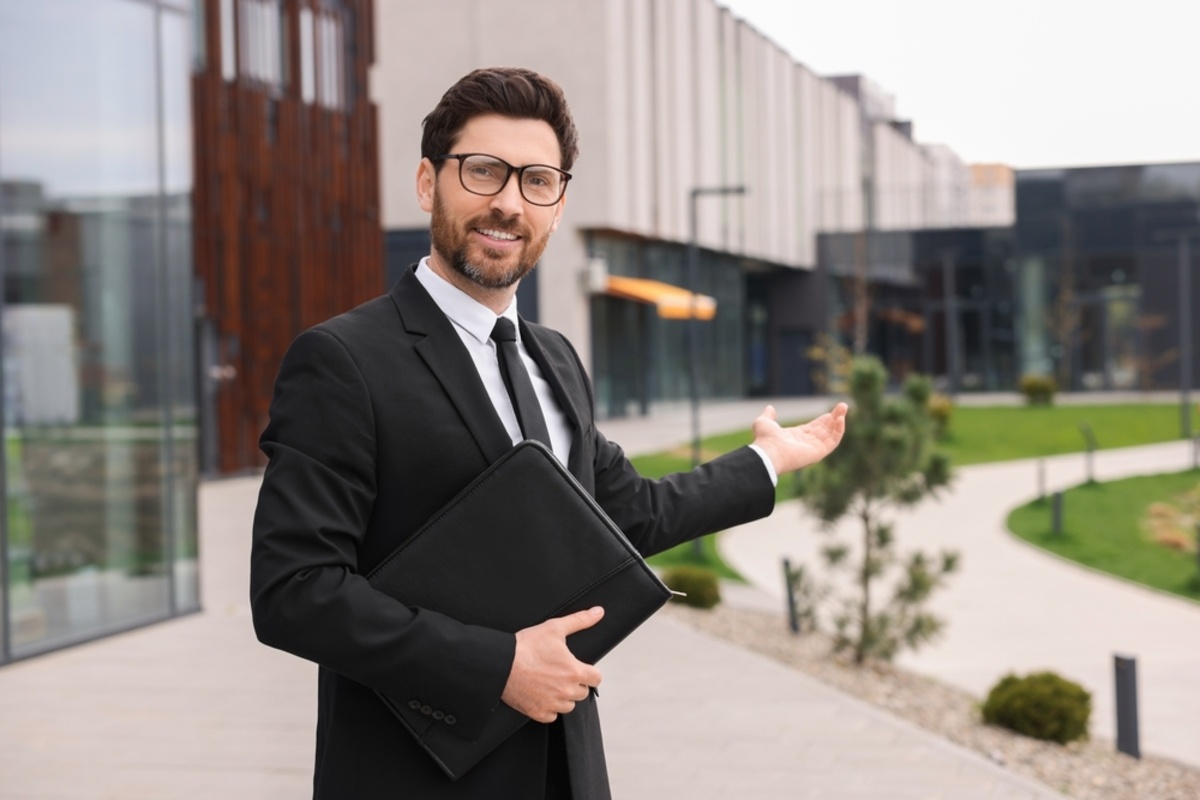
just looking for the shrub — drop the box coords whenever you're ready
[796,357,956,664]
[928,393,954,440]
[982,671,1091,744]
[662,565,720,609]
[1019,374,1057,406]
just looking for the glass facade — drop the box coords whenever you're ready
[1015,164,1200,391]
[0,0,198,662]
[817,228,1018,392]
[588,234,746,418]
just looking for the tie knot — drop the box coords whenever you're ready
[491,317,517,344]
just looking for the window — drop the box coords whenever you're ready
[220,0,235,80]
[0,0,199,662]
[299,7,314,103]
[300,4,345,110]
[238,0,285,93]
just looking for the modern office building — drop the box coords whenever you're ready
[1015,162,1200,392]
[192,0,381,474]
[0,0,200,663]
[374,0,1010,417]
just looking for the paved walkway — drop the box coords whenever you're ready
[721,438,1200,769]
[2,395,1142,798]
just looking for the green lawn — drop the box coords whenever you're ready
[632,402,1198,581]
[1006,470,1200,601]
[939,404,1197,466]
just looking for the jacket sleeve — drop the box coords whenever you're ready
[249,327,514,742]
[552,330,777,557]
[592,431,777,558]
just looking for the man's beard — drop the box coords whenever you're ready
[430,194,550,290]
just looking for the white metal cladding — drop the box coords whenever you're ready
[374,0,1009,355]
[377,0,995,258]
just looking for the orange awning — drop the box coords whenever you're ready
[604,275,717,321]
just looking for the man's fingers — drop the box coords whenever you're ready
[760,404,777,421]
[553,606,605,636]
[579,664,602,689]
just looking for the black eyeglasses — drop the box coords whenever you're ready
[434,153,571,206]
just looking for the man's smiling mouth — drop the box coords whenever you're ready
[477,228,520,241]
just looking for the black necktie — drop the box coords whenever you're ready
[490,317,552,448]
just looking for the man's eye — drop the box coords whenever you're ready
[523,171,555,188]
[467,163,503,179]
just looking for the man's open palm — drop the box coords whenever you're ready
[752,403,848,475]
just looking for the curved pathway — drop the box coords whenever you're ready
[720,440,1200,768]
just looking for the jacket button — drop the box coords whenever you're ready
[432,710,445,720]
[444,715,457,726]
[408,700,421,711]
[420,705,433,715]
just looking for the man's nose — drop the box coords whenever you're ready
[489,172,525,217]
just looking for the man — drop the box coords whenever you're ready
[251,67,847,799]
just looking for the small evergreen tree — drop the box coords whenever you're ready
[796,356,957,664]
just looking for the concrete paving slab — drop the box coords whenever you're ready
[602,613,1063,799]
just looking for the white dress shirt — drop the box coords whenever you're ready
[415,260,574,463]
[413,260,777,486]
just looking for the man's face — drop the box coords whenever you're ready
[417,114,565,293]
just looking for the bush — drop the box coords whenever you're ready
[981,671,1091,744]
[662,565,720,609]
[1019,374,1057,406]
[928,393,954,440]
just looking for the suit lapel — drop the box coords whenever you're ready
[520,319,589,480]
[390,268,513,465]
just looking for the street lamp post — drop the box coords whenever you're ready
[941,250,962,397]
[1177,234,1193,440]
[688,185,746,558]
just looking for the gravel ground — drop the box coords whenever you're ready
[663,602,1200,800]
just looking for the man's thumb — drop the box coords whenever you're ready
[559,606,605,635]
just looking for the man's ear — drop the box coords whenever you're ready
[416,158,436,213]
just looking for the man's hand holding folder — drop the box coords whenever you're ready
[503,606,606,723]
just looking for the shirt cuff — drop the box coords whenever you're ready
[747,444,778,487]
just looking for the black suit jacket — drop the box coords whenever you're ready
[250,267,776,799]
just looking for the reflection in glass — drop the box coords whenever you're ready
[0,0,198,658]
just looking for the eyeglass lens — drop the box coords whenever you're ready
[457,155,565,205]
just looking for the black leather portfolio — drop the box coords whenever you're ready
[366,439,672,780]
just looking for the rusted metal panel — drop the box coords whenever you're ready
[193,0,382,474]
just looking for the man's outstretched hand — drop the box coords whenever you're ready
[752,403,848,476]
[501,607,605,724]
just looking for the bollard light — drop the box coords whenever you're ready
[782,558,800,635]
[1079,422,1097,483]
[1114,654,1141,759]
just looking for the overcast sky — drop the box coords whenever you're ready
[719,0,1200,170]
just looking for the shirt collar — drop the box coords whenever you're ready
[415,257,520,345]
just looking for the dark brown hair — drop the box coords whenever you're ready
[421,67,579,171]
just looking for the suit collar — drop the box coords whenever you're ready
[390,267,513,465]
[392,265,591,476]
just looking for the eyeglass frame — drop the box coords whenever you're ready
[432,153,572,206]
